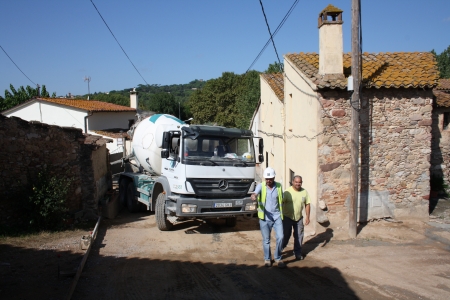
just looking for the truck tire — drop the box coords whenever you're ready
[225,217,237,227]
[119,178,128,207]
[127,181,139,213]
[155,193,173,231]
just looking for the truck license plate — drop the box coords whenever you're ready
[214,203,232,208]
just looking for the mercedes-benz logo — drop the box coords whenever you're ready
[218,179,229,191]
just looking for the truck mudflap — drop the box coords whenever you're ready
[166,195,257,218]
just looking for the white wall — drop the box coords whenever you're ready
[87,111,136,131]
[5,101,86,129]
[258,76,286,187]
[284,58,319,228]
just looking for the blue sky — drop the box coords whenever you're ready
[1,0,449,96]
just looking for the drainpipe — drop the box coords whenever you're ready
[84,111,93,133]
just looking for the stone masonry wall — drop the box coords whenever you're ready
[317,88,433,221]
[0,115,109,226]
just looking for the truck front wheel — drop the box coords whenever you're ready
[127,182,139,213]
[155,193,173,231]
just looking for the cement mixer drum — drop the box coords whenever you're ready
[130,114,183,175]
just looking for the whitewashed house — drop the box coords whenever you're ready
[2,91,139,154]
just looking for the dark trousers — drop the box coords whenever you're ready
[282,216,304,257]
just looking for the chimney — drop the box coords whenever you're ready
[130,88,138,109]
[318,4,344,75]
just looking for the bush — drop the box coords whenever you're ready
[22,170,73,231]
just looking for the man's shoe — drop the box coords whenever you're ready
[264,260,271,267]
[276,260,286,268]
[295,255,304,261]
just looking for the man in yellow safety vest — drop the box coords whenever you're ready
[251,167,286,268]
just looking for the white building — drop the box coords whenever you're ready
[2,93,138,154]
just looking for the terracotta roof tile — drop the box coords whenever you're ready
[261,73,284,101]
[436,79,450,91]
[285,52,439,90]
[38,98,136,112]
[434,90,450,107]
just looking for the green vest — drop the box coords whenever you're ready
[257,182,283,220]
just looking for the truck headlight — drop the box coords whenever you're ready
[181,204,197,213]
[245,202,256,211]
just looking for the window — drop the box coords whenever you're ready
[289,169,295,186]
[266,151,269,168]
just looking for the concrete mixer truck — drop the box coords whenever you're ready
[118,114,264,231]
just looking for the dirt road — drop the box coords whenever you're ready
[1,204,449,300]
[66,210,450,300]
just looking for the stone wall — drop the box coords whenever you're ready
[317,88,433,221]
[0,115,111,226]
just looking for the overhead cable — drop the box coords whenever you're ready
[1,44,36,86]
[247,0,299,72]
[90,0,149,85]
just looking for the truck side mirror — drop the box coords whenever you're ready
[258,138,264,163]
[258,154,264,163]
[161,132,170,159]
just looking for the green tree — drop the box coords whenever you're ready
[265,61,283,74]
[1,84,54,111]
[147,92,179,116]
[188,71,260,128]
[432,46,450,79]
[41,85,50,98]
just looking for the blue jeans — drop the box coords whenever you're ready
[259,217,284,261]
[282,216,304,257]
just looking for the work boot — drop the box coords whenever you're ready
[295,255,304,261]
[276,260,286,268]
[264,260,271,267]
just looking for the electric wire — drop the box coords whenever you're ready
[258,0,283,71]
[90,0,148,85]
[0,44,36,86]
[247,0,298,72]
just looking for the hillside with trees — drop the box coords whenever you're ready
[82,79,205,121]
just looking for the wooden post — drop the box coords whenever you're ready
[349,0,361,238]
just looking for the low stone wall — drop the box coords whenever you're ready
[0,115,111,226]
[317,88,432,221]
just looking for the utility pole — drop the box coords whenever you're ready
[349,0,361,238]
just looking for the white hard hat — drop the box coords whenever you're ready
[263,167,276,178]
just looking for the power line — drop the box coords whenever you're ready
[247,0,298,72]
[90,0,149,85]
[258,0,283,71]
[0,44,36,86]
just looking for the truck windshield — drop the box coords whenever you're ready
[182,136,255,164]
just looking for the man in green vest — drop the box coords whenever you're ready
[282,175,310,260]
[251,167,286,268]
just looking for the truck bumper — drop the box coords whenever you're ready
[166,195,257,218]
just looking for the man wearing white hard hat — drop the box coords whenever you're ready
[251,167,285,268]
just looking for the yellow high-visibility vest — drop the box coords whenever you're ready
[257,182,283,220]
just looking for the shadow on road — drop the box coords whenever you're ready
[70,221,362,299]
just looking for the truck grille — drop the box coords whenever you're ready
[186,178,252,199]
